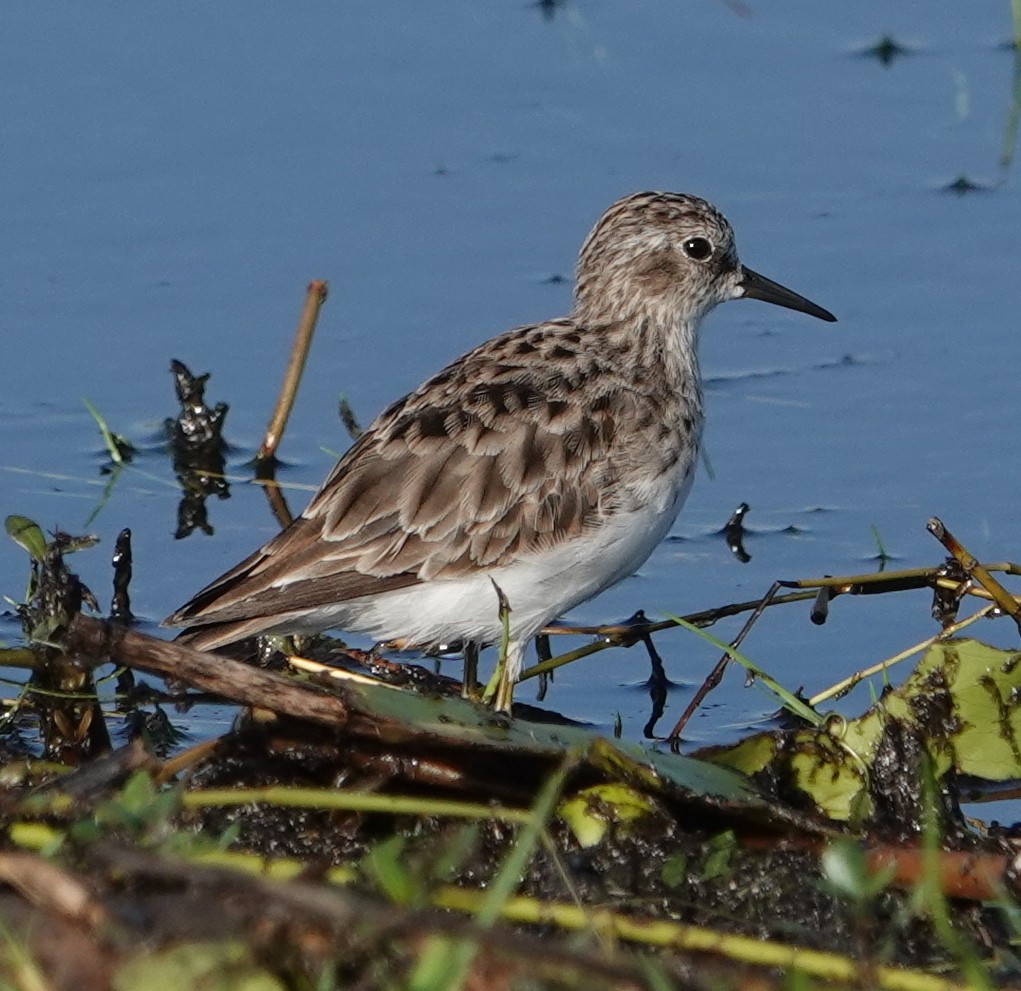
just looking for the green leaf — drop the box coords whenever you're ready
[664,612,822,727]
[217,822,242,850]
[364,835,420,906]
[117,769,159,817]
[820,839,869,901]
[559,783,655,848]
[5,516,47,562]
[700,830,737,881]
[660,852,688,889]
[702,638,1021,821]
[83,397,133,464]
[92,771,180,843]
[822,838,895,903]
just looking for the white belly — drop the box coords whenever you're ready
[294,459,696,649]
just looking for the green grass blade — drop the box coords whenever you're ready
[664,613,823,727]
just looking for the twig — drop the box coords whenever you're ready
[927,517,1021,630]
[808,604,995,707]
[63,613,349,729]
[777,566,940,595]
[255,279,329,466]
[779,562,1021,595]
[432,889,971,991]
[666,582,787,748]
[661,548,1018,744]
[520,590,818,681]
[181,785,533,825]
[37,737,154,801]
[154,736,224,785]
[0,852,108,928]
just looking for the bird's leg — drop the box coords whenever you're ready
[461,640,480,700]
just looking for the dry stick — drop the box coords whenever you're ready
[41,737,155,802]
[255,279,329,466]
[782,572,1021,617]
[64,614,349,729]
[927,516,1021,629]
[0,851,109,928]
[69,842,654,991]
[777,566,939,595]
[661,535,1019,736]
[665,581,787,749]
[778,562,1021,592]
[660,561,995,746]
[520,589,819,682]
[531,565,963,648]
[434,889,972,991]
[154,737,224,786]
[808,603,996,708]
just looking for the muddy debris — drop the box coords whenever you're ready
[2,526,1021,988]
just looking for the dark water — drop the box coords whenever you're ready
[1,4,1019,776]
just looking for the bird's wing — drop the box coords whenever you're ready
[165,320,635,634]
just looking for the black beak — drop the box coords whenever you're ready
[739,267,836,322]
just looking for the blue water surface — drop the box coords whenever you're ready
[0,3,1019,780]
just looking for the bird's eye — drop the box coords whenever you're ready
[682,237,712,261]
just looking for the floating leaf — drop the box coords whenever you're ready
[702,638,1021,822]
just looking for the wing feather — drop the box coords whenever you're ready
[165,319,641,639]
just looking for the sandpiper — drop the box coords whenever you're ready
[165,192,835,711]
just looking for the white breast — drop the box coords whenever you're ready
[295,449,697,650]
